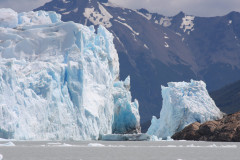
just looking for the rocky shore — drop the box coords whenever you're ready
[172,111,240,142]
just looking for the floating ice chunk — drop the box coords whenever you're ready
[0,154,2,160]
[100,133,150,141]
[0,138,15,141]
[166,145,177,147]
[220,145,237,148]
[186,144,200,148]
[0,142,15,146]
[147,80,223,139]
[149,135,160,141]
[166,136,173,141]
[47,142,62,145]
[88,143,105,147]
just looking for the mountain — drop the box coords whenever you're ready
[0,8,140,140]
[210,80,240,114]
[35,0,240,131]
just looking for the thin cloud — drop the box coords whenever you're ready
[0,0,240,16]
[0,0,50,12]
[109,0,240,17]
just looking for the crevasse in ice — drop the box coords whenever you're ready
[0,8,140,140]
[147,80,223,139]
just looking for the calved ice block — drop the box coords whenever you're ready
[147,80,223,139]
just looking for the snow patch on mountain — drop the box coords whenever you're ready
[147,80,223,139]
[62,0,70,4]
[164,42,169,48]
[73,8,78,13]
[114,19,139,36]
[144,44,149,49]
[0,9,140,140]
[83,3,113,28]
[117,16,126,21]
[180,16,195,33]
[135,11,152,20]
[155,17,172,27]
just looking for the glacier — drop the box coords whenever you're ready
[147,80,223,139]
[0,8,140,140]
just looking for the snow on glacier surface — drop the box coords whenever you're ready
[0,8,140,140]
[147,80,223,139]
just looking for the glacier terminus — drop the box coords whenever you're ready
[0,8,140,140]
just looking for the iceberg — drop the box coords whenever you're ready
[0,8,140,140]
[100,133,150,141]
[147,80,223,139]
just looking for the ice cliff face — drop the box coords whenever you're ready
[147,80,223,139]
[112,76,140,134]
[0,8,140,140]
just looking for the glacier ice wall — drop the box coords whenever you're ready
[147,80,223,139]
[112,76,140,134]
[0,8,140,140]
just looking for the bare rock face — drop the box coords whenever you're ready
[172,111,240,142]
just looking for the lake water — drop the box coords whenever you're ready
[0,140,239,160]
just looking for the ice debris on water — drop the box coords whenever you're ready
[88,143,105,147]
[0,142,15,146]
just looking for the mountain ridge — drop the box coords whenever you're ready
[210,80,240,114]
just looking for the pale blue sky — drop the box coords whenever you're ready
[0,0,240,17]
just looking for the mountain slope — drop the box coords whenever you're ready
[35,0,240,131]
[210,80,240,114]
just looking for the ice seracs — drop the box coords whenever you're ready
[147,80,223,139]
[112,76,140,134]
[0,8,140,140]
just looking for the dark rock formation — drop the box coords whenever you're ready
[172,111,240,142]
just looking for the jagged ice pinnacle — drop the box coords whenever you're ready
[147,80,223,139]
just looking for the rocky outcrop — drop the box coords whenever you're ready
[172,111,240,142]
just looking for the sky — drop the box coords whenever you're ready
[0,0,240,17]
